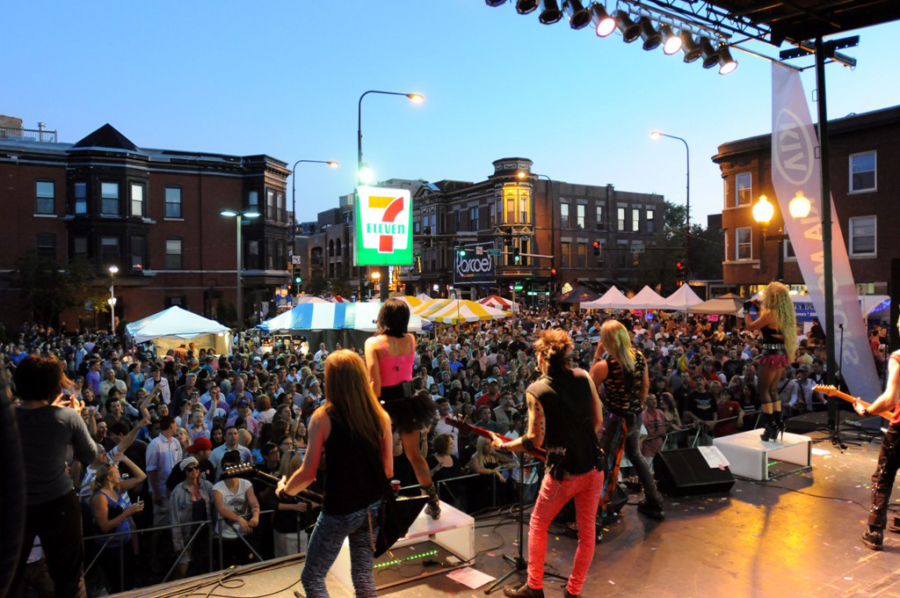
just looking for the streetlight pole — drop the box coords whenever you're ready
[221,210,261,332]
[651,131,690,274]
[357,89,424,302]
[291,159,338,286]
[108,265,118,334]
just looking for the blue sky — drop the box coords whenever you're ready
[4,1,898,225]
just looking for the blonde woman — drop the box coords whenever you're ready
[91,457,146,592]
[744,282,797,442]
[591,320,665,521]
[277,351,393,598]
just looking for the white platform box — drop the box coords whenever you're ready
[331,502,474,591]
[713,428,812,481]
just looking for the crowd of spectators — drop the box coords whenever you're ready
[5,307,882,596]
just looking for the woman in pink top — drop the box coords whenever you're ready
[365,299,440,519]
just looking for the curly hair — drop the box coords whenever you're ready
[762,281,797,361]
[532,329,574,375]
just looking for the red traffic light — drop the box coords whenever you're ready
[592,241,600,249]
[550,268,558,277]
[676,261,683,269]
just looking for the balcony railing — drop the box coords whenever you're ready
[0,126,58,143]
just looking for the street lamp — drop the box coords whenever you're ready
[358,89,424,301]
[108,265,118,333]
[752,194,787,282]
[291,159,338,284]
[651,130,690,273]
[221,209,261,330]
[371,270,381,300]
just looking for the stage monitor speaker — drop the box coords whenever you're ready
[653,448,735,497]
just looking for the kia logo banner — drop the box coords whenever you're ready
[455,253,495,284]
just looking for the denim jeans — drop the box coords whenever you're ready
[301,500,381,598]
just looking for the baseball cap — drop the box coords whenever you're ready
[179,456,199,471]
[235,398,250,408]
[186,437,212,454]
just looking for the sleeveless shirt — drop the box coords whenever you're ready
[602,351,646,416]
[322,413,384,515]
[377,335,415,389]
[527,370,598,480]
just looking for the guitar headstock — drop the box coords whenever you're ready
[222,463,255,479]
[443,415,473,433]
[813,384,838,396]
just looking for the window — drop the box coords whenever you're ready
[130,236,146,270]
[336,239,342,256]
[735,173,752,206]
[561,242,571,268]
[36,181,55,215]
[414,220,420,234]
[73,235,89,260]
[632,208,640,232]
[784,239,796,259]
[277,193,285,223]
[598,239,606,262]
[74,182,88,214]
[101,182,119,216]
[267,190,276,220]
[165,239,183,269]
[617,240,628,267]
[470,206,479,231]
[248,190,259,212]
[36,233,56,259]
[165,187,182,219]
[430,214,436,233]
[647,209,655,234]
[489,202,495,226]
[632,241,644,265]
[520,238,529,267]
[596,206,604,230]
[849,216,876,256]
[130,183,145,217]
[735,227,752,261]
[850,151,876,192]
[560,204,570,228]
[165,296,186,308]
[617,207,626,231]
[100,236,120,266]
[577,243,587,268]
[248,240,260,270]
[576,205,585,230]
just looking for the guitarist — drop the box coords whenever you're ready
[492,330,603,598]
[855,337,900,551]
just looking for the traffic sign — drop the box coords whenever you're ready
[630,245,645,254]
[476,246,484,256]
[487,249,502,256]
[292,256,302,265]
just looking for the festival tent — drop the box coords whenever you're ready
[294,295,329,305]
[258,302,423,333]
[660,285,705,311]
[413,299,511,324]
[126,306,232,356]
[581,287,632,310]
[558,286,601,305]
[687,295,745,316]
[416,293,432,302]
[479,295,519,313]
[627,286,667,311]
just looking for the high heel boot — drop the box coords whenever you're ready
[760,412,775,442]
[422,483,441,520]
[774,409,785,442]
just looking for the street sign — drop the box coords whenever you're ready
[513,284,524,291]
[487,249,502,256]
[476,246,484,256]
[292,256,302,265]
[630,244,645,254]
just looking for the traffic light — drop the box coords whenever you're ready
[550,268,558,279]
[458,248,467,257]
[593,240,601,256]
[513,247,521,263]
[675,261,686,281]
[294,276,301,284]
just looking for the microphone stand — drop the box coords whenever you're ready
[830,323,859,449]
[485,453,565,595]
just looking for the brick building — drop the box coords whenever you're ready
[712,105,900,296]
[0,122,290,329]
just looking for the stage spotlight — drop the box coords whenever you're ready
[516,0,539,14]
[640,19,663,51]
[681,32,703,63]
[661,25,682,55]
[591,4,616,37]
[717,45,738,74]
[539,0,563,24]
[616,11,641,43]
[564,0,592,29]
[700,37,719,69]
[486,0,507,5]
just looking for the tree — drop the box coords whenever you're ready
[15,253,104,327]
[329,263,353,299]
[305,272,328,297]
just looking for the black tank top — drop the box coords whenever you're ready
[527,370,598,480]
[323,413,384,515]
[602,351,646,416]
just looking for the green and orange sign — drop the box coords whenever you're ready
[354,186,413,266]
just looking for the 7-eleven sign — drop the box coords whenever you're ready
[354,186,413,267]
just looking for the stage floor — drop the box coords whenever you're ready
[126,429,900,598]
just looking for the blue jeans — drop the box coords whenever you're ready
[301,500,381,598]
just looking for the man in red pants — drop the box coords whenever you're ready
[493,329,604,598]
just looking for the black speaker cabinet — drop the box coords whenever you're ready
[653,448,735,497]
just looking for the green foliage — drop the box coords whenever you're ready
[217,300,238,328]
[14,253,104,327]
[305,272,329,297]
[329,263,353,299]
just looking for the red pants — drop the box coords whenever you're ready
[528,469,603,595]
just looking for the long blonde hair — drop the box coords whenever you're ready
[600,320,636,373]
[324,350,387,451]
[762,281,797,361]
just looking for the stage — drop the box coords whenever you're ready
[123,429,900,598]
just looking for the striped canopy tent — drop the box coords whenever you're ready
[478,295,519,313]
[258,302,423,333]
[628,286,667,311]
[413,298,511,324]
[416,293,432,302]
[660,285,704,311]
[581,287,631,310]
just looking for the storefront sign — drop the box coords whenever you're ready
[454,250,495,284]
[354,186,413,266]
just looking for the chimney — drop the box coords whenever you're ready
[38,122,46,142]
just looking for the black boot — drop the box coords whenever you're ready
[422,483,441,520]
[774,410,786,442]
[637,500,666,520]
[861,526,884,551]
[504,584,544,597]
[760,412,774,441]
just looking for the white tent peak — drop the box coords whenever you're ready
[661,285,704,311]
[581,287,631,310]
[628,286,666,310]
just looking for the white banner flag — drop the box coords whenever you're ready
[771,63,880,401]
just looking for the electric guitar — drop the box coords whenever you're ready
[222,463,324,508]
[443,416,547,461]
[812,385,891,422]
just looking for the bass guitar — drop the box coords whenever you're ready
[813,385,891,422]
[443,416,547,461]
[222,463,324,507]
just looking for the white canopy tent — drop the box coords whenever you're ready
[126,306,232,356]
[581,287,632,310]
[628,286,667,311]
[660,285,705,311]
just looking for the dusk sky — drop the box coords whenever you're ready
[5,1,898,225]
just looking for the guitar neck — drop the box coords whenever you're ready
[444,417,547,461]
[812,385,893,422]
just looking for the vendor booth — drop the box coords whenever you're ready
[126,306,232,357]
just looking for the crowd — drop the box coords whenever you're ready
[4,299,884,597]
